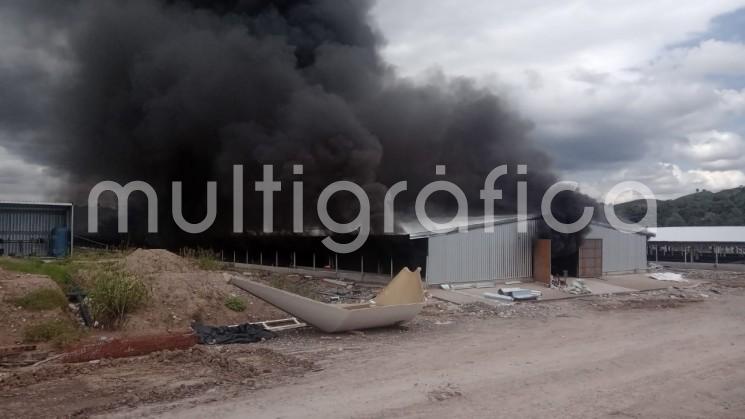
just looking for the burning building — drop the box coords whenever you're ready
[412,216,650,285]
[4,0,603,273]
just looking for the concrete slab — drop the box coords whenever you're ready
[581,278,637,294]
[428,289,483,305]
[425,273,694,306]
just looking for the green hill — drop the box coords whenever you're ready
[614,186,745,226]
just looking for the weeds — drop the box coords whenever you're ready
[0,257,77,291]
[181,248,221,270]
[23,319,84,349]
[224,296,247,312]
[87,267,149,329]
[12,288,68,311]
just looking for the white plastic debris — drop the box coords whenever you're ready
[566,278,591,295]
[649,272,687,282]
[483,292,514,302]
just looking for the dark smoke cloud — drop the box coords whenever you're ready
[0,0,594,248]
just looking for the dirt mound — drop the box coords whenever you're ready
[0,269,69,346]
[124,270,286,332]
[123,248,196,276]
[117,250,285,332]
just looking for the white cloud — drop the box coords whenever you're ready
[574,162,745,201]
[373,1,745,198]
[0,144,63,202]
[651,40,745,77]
[674,130,745,169]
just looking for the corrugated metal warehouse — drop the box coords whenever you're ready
[0,202,74,257]
[413,216,649,285]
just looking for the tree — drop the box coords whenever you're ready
[665,212,686,227]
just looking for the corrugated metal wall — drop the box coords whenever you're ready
[0,204,71,257]
[425,219,540,284]
[584,224,647,273]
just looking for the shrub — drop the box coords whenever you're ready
[23,319,83,349]
[12,288,68,311]
[224,296,247,312]
[88,268,149,329]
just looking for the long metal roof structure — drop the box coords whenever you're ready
[648,226,745,243]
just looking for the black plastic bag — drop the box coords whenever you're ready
[191,322,276,345]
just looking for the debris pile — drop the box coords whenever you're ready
[583,288,707,311]
[566,278,591,295]
[192,323,275,345]
[683,270,745,288]
[484,287,541,302]
[649,272,686,282]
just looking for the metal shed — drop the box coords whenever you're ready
[0,202,74,257]
[412,217,649,285]
[584,223,648,274]
[411,216,541,285]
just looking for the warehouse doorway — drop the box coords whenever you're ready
[577,239,603,278]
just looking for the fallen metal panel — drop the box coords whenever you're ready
[229,268,425,333]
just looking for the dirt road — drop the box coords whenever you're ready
[119,290,745,419]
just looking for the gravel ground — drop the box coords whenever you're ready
[3,271,745,418]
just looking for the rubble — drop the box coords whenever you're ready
[566,278,591,295]
[649,272,686,282]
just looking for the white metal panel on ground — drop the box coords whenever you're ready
[648,226,745,243]
[425,219,539,284]
[585,224,647,273]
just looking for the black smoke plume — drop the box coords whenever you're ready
[0,0,594,256]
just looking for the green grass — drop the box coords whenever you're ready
[12,288,68,311]
[0,257,76,291]
[23,319,84,349]
[224,296,246,312]
[87,267,149,329]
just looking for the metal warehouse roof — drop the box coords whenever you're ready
[409,214,650,239]
[0,201,73,207]
[648,226,745,243]
[408,214,542,239]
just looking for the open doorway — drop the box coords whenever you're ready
[534,238,603,282]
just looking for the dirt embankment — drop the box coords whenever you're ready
[0,345,314,418]
[116,249,287,332]
[0,269,70,347]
